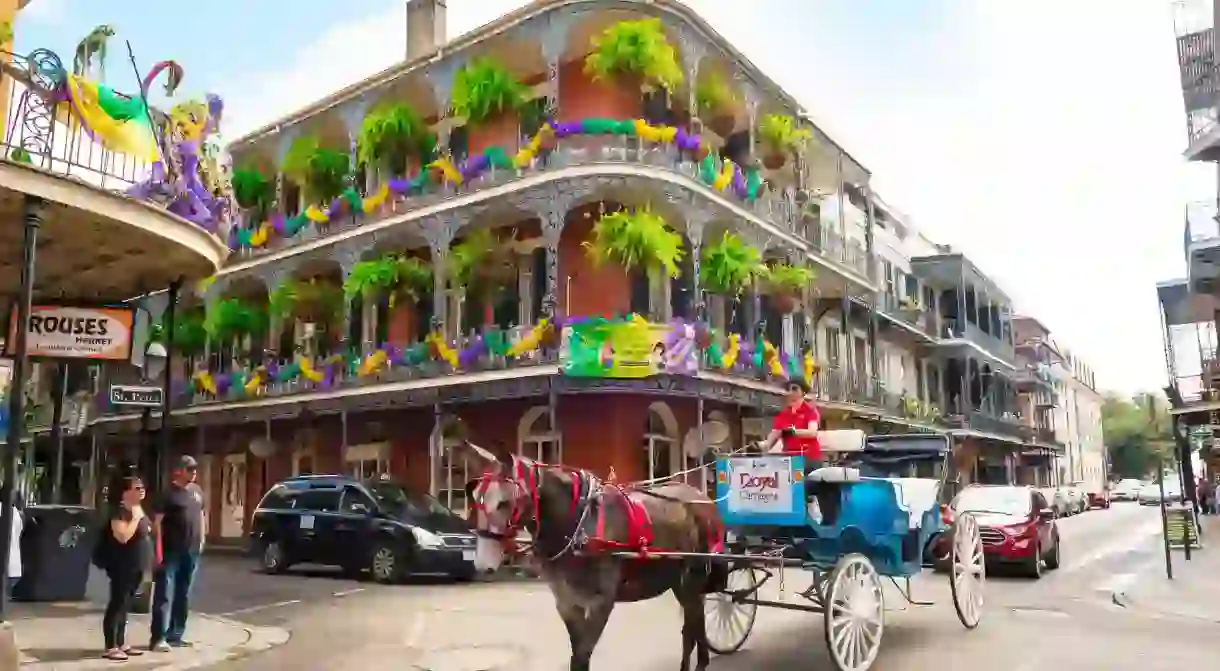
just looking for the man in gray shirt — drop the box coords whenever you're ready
[149,456,206,651]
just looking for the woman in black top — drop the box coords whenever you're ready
[102,475,153,660]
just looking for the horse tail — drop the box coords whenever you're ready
[141,60,184,99]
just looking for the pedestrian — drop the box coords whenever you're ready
[5,497,22,599]
[101,475,153,661]
[149,456,205,652]
[1199,477,1215,515]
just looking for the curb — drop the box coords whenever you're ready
[1108,587,1220,624]
[154,615,291,671]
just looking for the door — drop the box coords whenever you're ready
[335,486,378,567]
[220,454,247,539]
[196,455,214,539]
[293,487,342,565]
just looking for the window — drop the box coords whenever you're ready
[257,485,292,510]
[824,328,841,365]
[435,422,469,514]
[339,487,376,515]
[294,488,340,513]
[519,407,561,464]
[642,404,679,482]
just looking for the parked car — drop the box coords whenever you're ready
[1038,487,1070,518]
[1064,485,1088,514]
[948,484,1060,579]
[249,475,478,583]
[1138,481,1183,506]
[1110,479,1143,502]
[1087,486,1111,509]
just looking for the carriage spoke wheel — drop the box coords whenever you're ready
[704,565,758,655]
[823,554,884,671]
[949,512,986,629]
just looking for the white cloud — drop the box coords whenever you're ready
[225,0,1200,393]
[18,0,68,25]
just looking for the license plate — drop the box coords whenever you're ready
[462,550,475,561]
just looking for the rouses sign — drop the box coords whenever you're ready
[5,305,135,361]
[725,457,794,514]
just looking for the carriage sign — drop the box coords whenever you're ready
[723,456,796,514]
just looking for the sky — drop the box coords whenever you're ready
[13,0,1213,396]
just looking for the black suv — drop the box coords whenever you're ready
[249,475,478,583]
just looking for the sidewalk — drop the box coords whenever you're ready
[1110,514,1220,623]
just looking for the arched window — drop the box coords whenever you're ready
[518,406,561,464]
[642,402,680,482]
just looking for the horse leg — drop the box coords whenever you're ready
[571,597,615,671]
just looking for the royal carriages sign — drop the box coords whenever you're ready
[716,455,807,526]
[5,305,136,361]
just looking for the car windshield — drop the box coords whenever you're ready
[367,482,451,517]
[954,487,1030,516]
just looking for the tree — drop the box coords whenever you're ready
[1101,392,1174,479]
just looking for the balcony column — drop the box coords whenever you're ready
[864,184,880,391]
[688,215,709,323]
[839,291,851,392]
[426,215,459,336]
[335,243,362,356]
[539,12,578,122]
[257,265,294,359]
[340,98,371,195]
[674,24,706,134]
[426,59,461,160]
[956,269,967,334]
[274,128,301,217]
[745,89,760,158]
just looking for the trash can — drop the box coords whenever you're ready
[12,505,98,602]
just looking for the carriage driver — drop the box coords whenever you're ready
[760,379,823,473]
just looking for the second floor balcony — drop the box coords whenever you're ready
[1185,201,1220,295]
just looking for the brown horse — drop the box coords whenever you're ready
[456,441,727,671]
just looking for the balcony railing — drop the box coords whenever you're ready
[2,74,153,190]
[940,319,1016,363]
[1186,201,1219,243]
[230,131,874,281]
[877,292,937,337]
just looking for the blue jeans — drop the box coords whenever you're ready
[150,551,199,644]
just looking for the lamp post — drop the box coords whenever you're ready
[142,339,167,495]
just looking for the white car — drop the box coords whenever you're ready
[1110,479,1143,502]
[1138,482,1182,505]
[1063,486,1088,514]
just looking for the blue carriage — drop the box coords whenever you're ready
[703,431,985,671]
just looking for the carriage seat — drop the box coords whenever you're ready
[884,478,942,530]
[806,467,861,484]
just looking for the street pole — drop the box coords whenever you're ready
[1158,458,1174,580]
[0,195,44,622]
[156,279,181,497]
[48,362,67,504]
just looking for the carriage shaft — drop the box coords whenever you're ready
[602,550,805,566]
[739,597,825,614]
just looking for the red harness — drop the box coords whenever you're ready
[471,457,721,559]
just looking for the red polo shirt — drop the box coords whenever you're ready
[773,401,822,460]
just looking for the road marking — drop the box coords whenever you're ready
[332,587,366,597]
[217,599,302,616]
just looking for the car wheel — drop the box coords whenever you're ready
[260,540,288,574]
[1043,536,1061,571]
[1026,544,1043,579]
[370,540,406,584]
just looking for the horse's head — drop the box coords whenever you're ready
[451,440,532,573]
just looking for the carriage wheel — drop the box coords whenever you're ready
[949,511,986,629]
[823,554,884,671]
[704,565,759,654]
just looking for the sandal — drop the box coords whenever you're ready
[121,647,144,657]
[103,649,128,660]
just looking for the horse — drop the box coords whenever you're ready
[455,440,728,671]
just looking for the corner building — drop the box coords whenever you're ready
[86,0,1025,543]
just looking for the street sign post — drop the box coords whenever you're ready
[108,385,163,408]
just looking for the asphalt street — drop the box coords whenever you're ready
[190,503,1214,670]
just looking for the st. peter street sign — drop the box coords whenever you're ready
[109,385,163,408]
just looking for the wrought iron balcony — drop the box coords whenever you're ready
[877,292,937,337]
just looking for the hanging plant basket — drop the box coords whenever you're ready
[583,206,684,278]
[707,113,737,139]
[757,114,812,172]
[768,292,799,314]
[762,149,789,171]
[584,18,684,94]
[450,57,529,126]
[450,229,518,303]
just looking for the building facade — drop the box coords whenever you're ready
[27,0,1071,542]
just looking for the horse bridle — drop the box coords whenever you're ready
[470,457,600,561]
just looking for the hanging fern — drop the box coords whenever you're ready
[356,103,432,175]
[231,167,275,222]
[695,71,738,117]
[150,309,208,356]
[757,114,813,152]
[204,298,266,343]
[700,232,765,296]
[585,18,684,92]
[761,261,816,295]
[584,206,684,278]
[269,279,345,325]
[343,254,433,303]
[451,58,529,125]
[280,136,351,204]
[449,229,517,298]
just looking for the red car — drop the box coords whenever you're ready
[948,485,1061,579]
[1087,489,1111,509]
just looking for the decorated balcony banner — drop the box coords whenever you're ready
[562,315,692,379]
